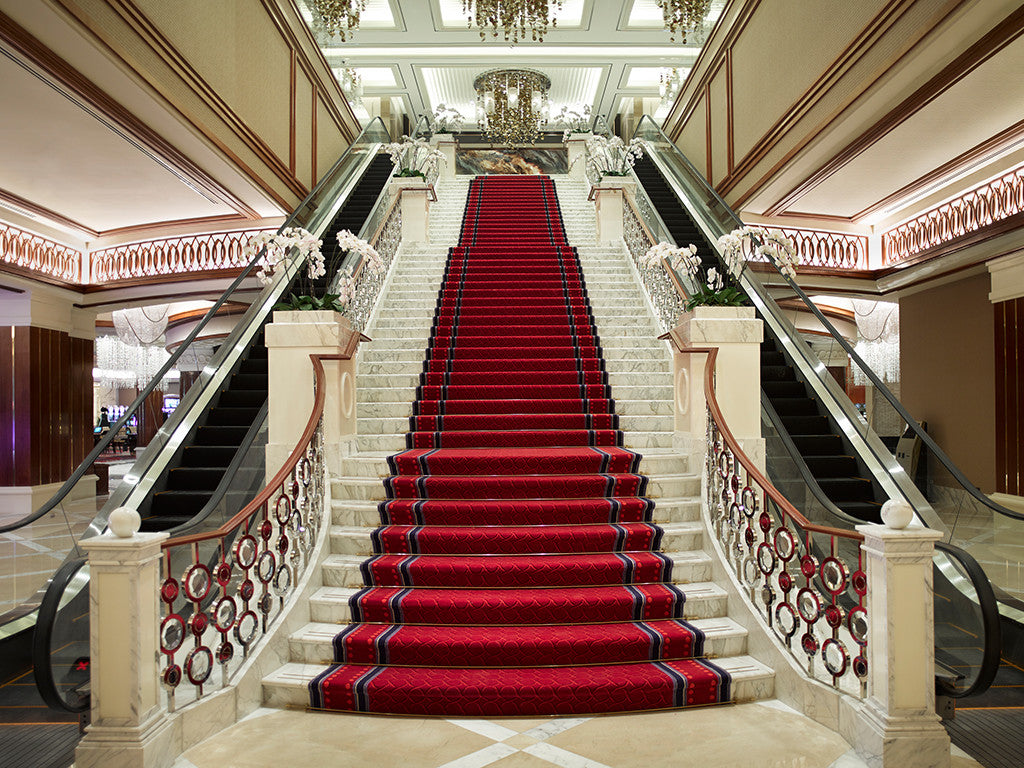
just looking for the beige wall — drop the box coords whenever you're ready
[900,272,995,491]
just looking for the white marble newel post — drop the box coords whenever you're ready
[430,134,457,180]
[590,178,634,243]
[854,520,950,768]
[389,178,433,242]
[265,310,366,476]
[664,306,764,471]
[565,134,589,180]
[76,516,173,768]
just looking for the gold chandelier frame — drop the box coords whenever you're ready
[473,68,552,147]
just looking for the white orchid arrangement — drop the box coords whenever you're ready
[329,229,386,314]
[245,227,324,287]
[383,135,446,180]
[557,105,593,142]
[432,104,465,134]
[717,226,799,280]
[578,135,646,180]
[645,240,746,311]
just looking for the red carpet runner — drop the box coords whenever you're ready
[310,174,731,716]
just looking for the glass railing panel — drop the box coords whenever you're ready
[0,118,391,634]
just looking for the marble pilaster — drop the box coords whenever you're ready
[564,134,590,180]
[264,310,367,476]
[388,178,434,242]
[76,530,174,768]
[589,178,634,243]
[430,134,457,180]
[853,523,950,768]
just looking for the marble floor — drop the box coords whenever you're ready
[171,702,983,768]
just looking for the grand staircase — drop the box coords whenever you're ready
[263,172,774,715]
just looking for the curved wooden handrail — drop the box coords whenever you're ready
[162,352,348,550]
[675,342,863,543]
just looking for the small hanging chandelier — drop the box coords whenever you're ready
[474,68,551,146]
[463,0,564,44]
[310,0,367,41]
[655,0,713,43]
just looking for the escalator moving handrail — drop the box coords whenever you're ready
[32,557,90,713]
[631,113,1022,524]
[0,117,392,535]
[934,541,1002,698]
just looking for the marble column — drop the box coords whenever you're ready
[565,134,590,180]
[389,178,434,243]
[76,523,174,768]
[430,134,457,180]
[589,178,635,243]
[664,306,764,471]
[264,310,366,476]
[854,522,950,768]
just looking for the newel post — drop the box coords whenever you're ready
[664,306,764,472]
[76,509,174,768]
[389,178,434,242]
[565,134,589,180]
[590,178,635,243]
[265,310,369,476]
[855,516,950,768]
[430,134,457,180]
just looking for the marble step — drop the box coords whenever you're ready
[354,430,674,452]
[320,549,713,589]
[359,347,668,364]
[354,398,671,420]
[357,359,672,377]
[354,413,674,436]
[329,520,702,556]
[357,384,674,404]
[337,449,687,479]
[355,371,674,390]
[362,340,668,358]
[288,613,744,665]
[263,655,774,708]
[331,496,702,528]
[368,319,662,338]
[330,472,698,502]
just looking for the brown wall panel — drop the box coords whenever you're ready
[900,272,996,491]
[0,329,11,485]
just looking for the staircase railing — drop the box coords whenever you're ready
[625,114,1003,696]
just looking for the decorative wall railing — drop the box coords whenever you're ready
[0,222,83,283]
[883,165,1024,265]
[764,227,867,270]
[90,228,274,284]
[336,191,401,332]
[696,346,868,695]
[156,353,331,708]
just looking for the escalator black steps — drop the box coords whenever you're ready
[836,501,883,523]
[779,415,832,435]
[803,455,860,476]
[166,468,226,491]
[194,426,250,445]
[230,373,268,390]
[771,398,819,417]
[238,358,267,375]
[816,477,875,502]
[205,407,261,427]
[762,380,807,398]
[760,351,787,366]
[761,365,796,382]
[791,434,844,455]
[180,445,238,467]
[217,389,266,408]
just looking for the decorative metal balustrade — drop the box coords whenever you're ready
[343,191,401,332]
[0,222,82,283]
[696,347,868,695]
[90,229,274,283]
[883,165,1024,265]
[765,227,867,270]
[157,355,330,708]
[622,192,685,330]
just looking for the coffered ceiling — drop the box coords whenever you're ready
[298,0,727,126]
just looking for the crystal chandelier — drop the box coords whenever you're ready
[310,0,367,40]
[463,0,564,44]
[659,68,684,105]
[474,69,551,146]
[334,65,363,107]
[655,0,713,43]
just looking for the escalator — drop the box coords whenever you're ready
[633,155,885,523]
[0,119,397,717]
[141,153,395,532]
[629,116,1006,702]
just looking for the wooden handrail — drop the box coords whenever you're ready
[666,339,864,543]
[161,351,349,550]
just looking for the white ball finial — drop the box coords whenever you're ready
[108,506,142,538]
[880,499,914,529]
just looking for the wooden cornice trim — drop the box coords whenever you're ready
[762,4,1024,216]
[95,214,251,241]
[776,298,856,323]
[80,267,247,293]
[166,301,248,327]
[0,262,80,291]
[715,0,924,197]
[45,0,293,212]
[0,8,264,221]
[0,187,99,239]
[851,119,1024,222]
